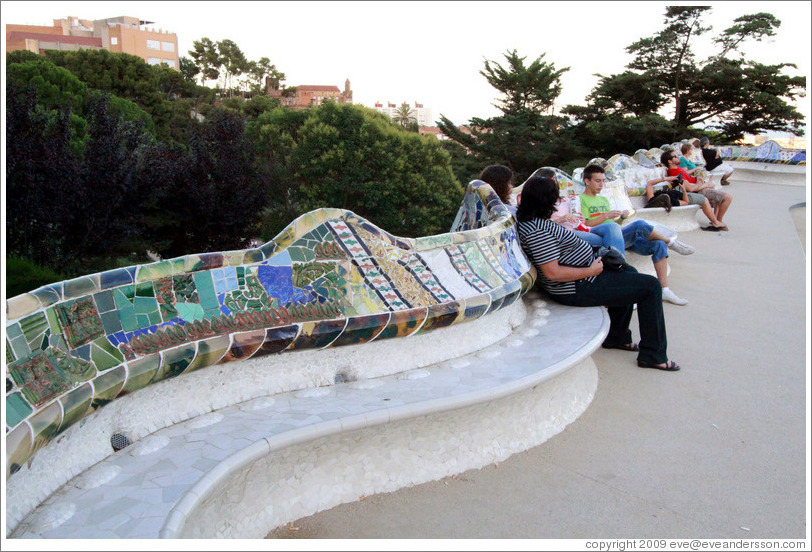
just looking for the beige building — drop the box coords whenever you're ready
[6,15,179,69]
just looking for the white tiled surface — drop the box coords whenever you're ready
[9,295,608,539]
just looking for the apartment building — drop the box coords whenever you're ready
[268,79,353,108]
[373,101,434,127]
[5,15,179,69]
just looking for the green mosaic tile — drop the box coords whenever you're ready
[184,335,230,373]
[147,309,162,325]
[90,365,126,409]
[136,314,151,328]
[8,350,70,406]
[28,402,63,458]
[136,260,175,282]
[288,247,315,263]
[6,339,16,363]
[193,272,219,312]
[120,355,160,395]
[6,323,23,339]
[151,344,196,383]
[54,296,104,349]
[9,335,31,363]
[90,337,124,371]
[136,282,156,297]
[30,285,61,307]
[93,290,116,313]
[134,296,159,315]
[63,276,99,299]
[6,392,33,427]
[57,383,93,432]
[100,311,123,334]
[19,312,48,345]
[172,275,198,303]
[6,423,32,478]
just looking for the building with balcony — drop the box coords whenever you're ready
[5,15,179,70]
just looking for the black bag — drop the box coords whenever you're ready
[593,245,630,272]
[645,193,673,212]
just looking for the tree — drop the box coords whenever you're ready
[392,103,417,127]
[216,39,249,96]
[247,56,286,95]
[567,6,806,140]
[437,50,577,181]
[189,37,221,87]
[248,103,464,239]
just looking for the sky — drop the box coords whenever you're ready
[2,0,811,129]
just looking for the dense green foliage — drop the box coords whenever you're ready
[438,50,580,183]
[6,48,464,295]
[563,7,806,142]
[6,257,68,298]
[249,102,463,239]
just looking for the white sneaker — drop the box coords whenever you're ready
[662,287,688,305]
[667,238,694,255]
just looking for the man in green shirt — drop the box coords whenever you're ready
[580,164,690,305]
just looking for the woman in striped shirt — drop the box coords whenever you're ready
[516,176,678,371]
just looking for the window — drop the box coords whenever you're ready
[147,57,175,69]
[110,37,118,45]
[146,39,160,50]
[161,41,174,52]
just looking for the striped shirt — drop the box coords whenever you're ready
[517,218,596,295]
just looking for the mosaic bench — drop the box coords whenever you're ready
[8,295,608,538]
[5,180,613,538]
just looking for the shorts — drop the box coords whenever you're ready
[708,162,734,177]
[686,192,706,206]
[701,188,727,207]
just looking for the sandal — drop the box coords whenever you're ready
[637,360,680,371]
[603,342,639,352]
[700,226,721,232]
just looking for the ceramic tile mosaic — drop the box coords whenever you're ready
[5,189,534,475]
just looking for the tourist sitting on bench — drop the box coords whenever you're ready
[478,164,518,215]
[662,150,732,232]
[516,175,680,371]
[579,164,691,306]
[700,136,735,186]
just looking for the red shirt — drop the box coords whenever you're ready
[667,166,696,184]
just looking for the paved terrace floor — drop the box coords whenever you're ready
[269,176,809,540]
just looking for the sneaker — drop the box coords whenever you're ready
[667,238,694,255]
[662,287,688,305]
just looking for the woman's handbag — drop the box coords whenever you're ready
[593,245,630,272]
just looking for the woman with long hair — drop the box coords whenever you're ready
[516,176,679,371]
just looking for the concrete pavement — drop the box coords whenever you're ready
[268,176,809,541]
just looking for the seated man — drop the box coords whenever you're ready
[700,136,735,186]
[579,164,691,306]
[662,149,732,231]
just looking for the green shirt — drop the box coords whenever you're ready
[579,194,615,226]
[679,157,697,170]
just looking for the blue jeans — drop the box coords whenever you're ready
[621,220,668,263]
[587,224,625,254]
[551,266,668,365]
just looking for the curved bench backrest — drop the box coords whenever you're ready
[7,196,534,479]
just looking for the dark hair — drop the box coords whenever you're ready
[699,136,710,147]
[516,176,559,222]
[582,164,605,181]
[680,143,692,155]
[660,150,678,165]
[478,165,514,204]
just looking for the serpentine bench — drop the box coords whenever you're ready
[8,294,608,538]
[5,179,612,538]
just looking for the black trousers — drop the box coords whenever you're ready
[550,266,668,365]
